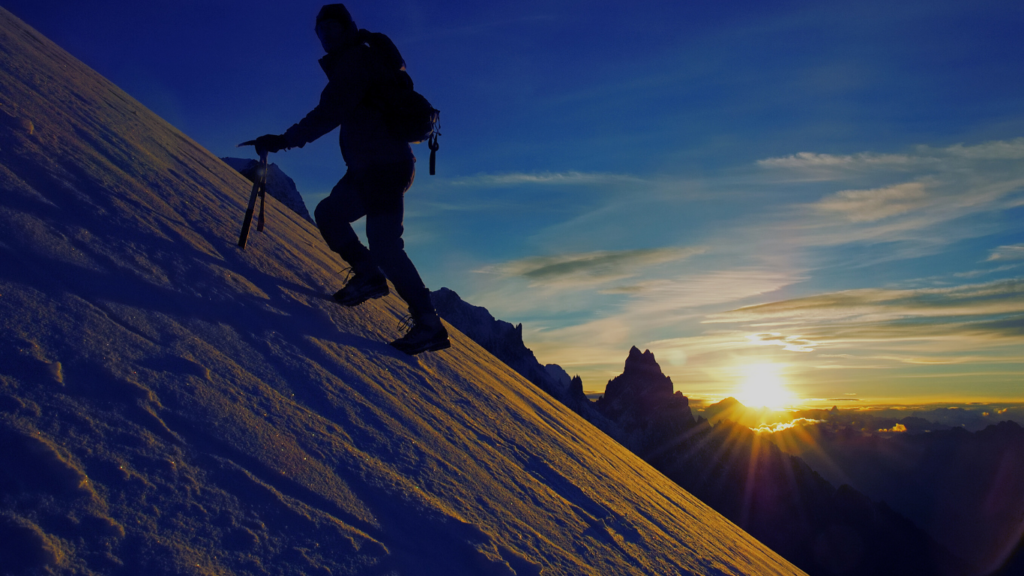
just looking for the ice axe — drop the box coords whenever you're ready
[235,141,268,250]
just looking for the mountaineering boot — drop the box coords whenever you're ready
[333,272,389,306]
[390,312,450,355]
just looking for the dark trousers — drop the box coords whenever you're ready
[314,160,433,315]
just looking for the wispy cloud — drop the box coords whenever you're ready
[987,244,1024,262]
[747,333,816,353]
[609,268,806,311]
[954,264,1023,279]
[707,279,1024,324]
[758,138,1024,177]
[477,246,705,287]
[757,151,916,172]
[451,171,646,187]
[942,140,1024,160]
[751,139,1024,259]
[812,182,928,223]
[699,278,1024,363]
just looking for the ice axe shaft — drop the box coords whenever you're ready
[237,146,268,250]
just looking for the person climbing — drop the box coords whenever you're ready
[249,4,449,355]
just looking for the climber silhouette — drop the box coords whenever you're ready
[249,4,449,356]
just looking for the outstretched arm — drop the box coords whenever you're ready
[283,54,371,148]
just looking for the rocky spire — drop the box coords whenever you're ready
[595,347,696,456]
[601,346,675,406]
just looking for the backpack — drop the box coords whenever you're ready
[361,30,441,174]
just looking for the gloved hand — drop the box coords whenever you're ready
[254,133,289,154]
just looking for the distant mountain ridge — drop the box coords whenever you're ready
[701,395,1023,434]
[772,418,1024,573]
[431,287,621,437]
[699,394,1024,572]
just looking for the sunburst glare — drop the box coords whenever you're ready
[734,363,798,410]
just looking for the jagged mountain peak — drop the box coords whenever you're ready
[605,345,674,402]
[624,345,663,375]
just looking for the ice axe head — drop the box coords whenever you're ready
[238,140,270,158]
[236,141,268,164]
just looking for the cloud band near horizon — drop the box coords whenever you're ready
[477,246,706,286]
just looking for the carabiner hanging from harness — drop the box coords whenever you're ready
[428,112,441,175]
[428,134,440,176]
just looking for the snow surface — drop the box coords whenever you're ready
[0,9,802,575]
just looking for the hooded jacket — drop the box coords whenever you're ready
[284,41,413,169]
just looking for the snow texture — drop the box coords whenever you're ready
[0,9,802,575]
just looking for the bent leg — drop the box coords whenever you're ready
[314,173,378,275]
[367,209,433,313]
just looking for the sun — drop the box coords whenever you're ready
[734,363,797,410]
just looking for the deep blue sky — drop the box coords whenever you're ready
[7,0,1024,405]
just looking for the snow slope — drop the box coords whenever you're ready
[0,9,801,575]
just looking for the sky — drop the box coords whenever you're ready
[6,0,1023,408]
